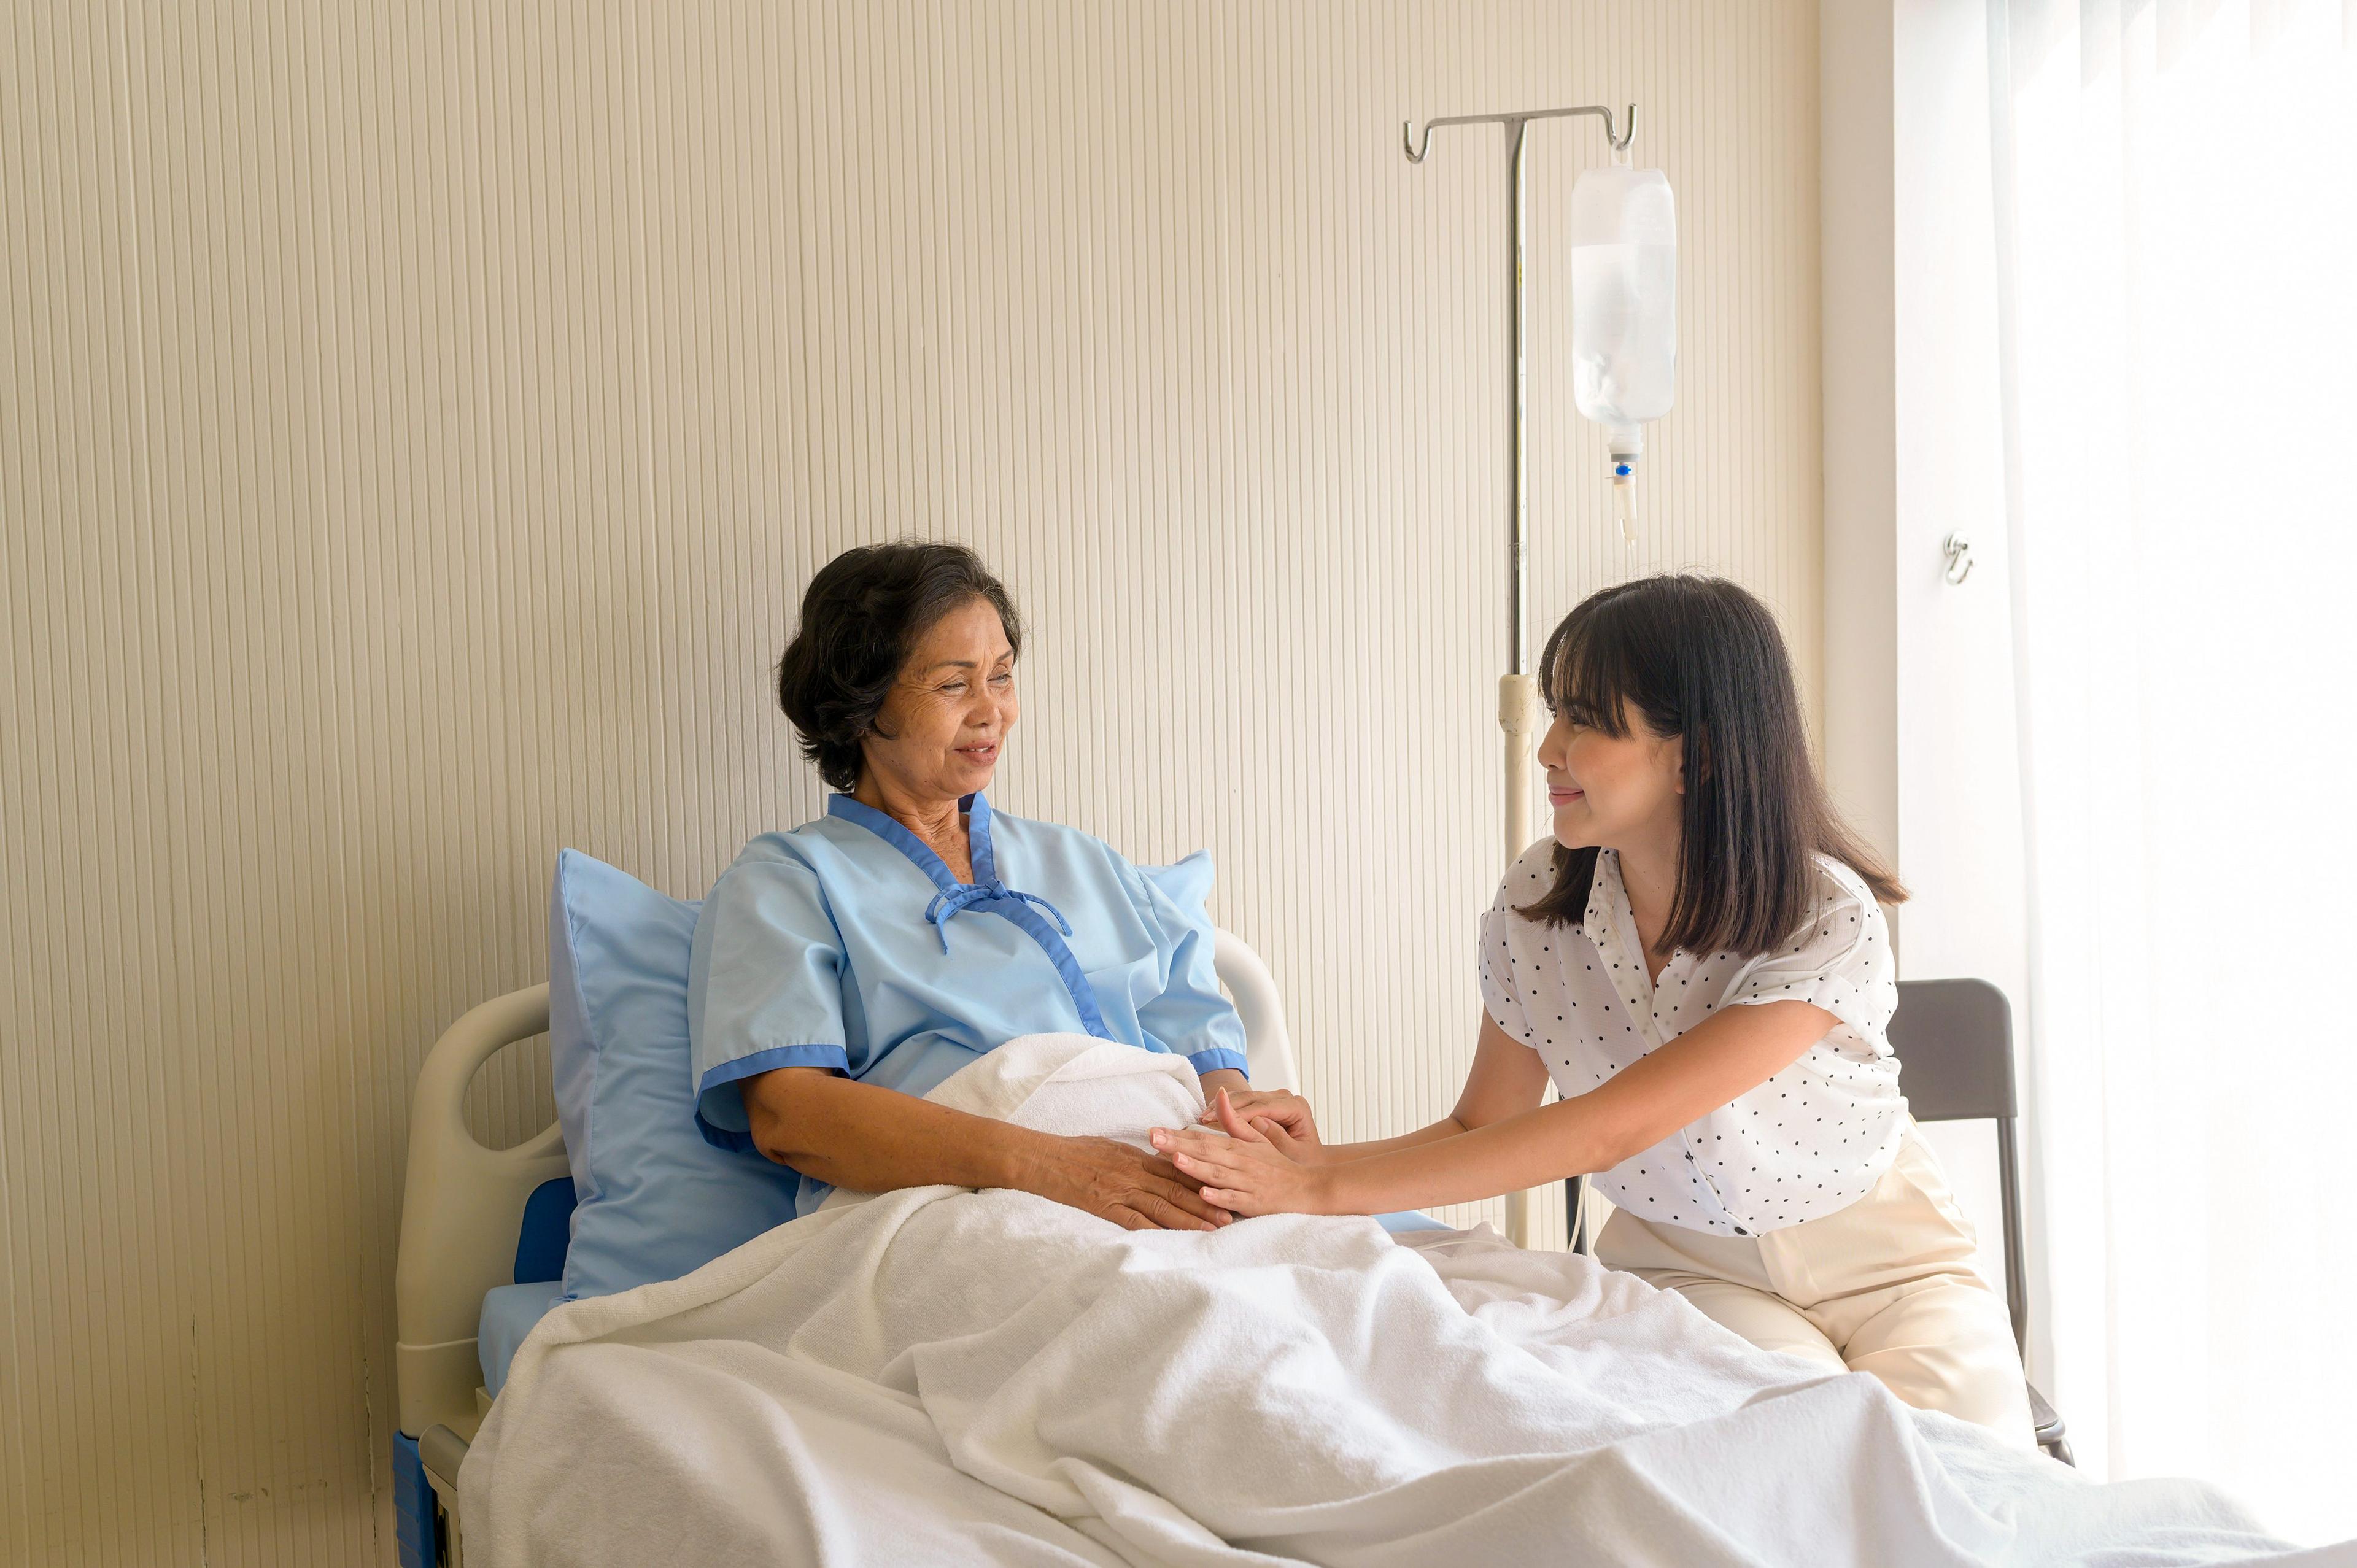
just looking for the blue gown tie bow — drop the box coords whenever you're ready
[924,881,1075,953]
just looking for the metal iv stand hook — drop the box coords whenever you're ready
[1401,102,1634,165]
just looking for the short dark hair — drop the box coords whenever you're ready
[1518,574,1905,957]
[775,541,1024,793]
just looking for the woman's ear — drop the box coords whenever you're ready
[1670,733,1690,795]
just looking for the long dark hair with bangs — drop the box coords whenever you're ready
[1517,574,1905,956]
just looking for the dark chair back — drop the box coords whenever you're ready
[1890,977,2017,1121]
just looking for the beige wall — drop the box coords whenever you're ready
[0,3,1821,1562]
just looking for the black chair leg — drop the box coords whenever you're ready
[1565,1175,1590,1254]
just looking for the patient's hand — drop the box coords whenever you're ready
[1196,1087,1322,1159]
[1151,1091,1337,1218]
[1026,1134,1234,1232]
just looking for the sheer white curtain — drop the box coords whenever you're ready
[1988,0,2357,1543]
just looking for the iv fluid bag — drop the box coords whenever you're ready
[1570,165,1677,462]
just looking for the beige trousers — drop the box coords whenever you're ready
[1595,1122,2037,1448]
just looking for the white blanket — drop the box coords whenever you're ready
[461,1034,2317,1567]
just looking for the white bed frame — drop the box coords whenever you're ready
[393,929,1302,1560]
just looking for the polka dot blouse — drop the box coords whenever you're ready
[1479,843,1907,1236]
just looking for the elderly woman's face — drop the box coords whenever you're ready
[862,597,1018,803]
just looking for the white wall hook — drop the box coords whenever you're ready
[1943,531,1975,585]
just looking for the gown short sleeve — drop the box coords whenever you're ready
[1720,860,1899,1048]
[688,852,854,1151]
[1131,852,1250,1079]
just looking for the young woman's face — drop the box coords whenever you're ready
[1535,699,1684,851]
[859,597,1019,805]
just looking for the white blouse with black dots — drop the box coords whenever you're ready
[1478,841,1907,1236]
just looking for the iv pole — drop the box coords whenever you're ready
[1403,102,1635,1251]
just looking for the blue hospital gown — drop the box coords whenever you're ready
[689,792,1248,1213]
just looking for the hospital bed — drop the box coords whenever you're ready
[390,929,1438,1568]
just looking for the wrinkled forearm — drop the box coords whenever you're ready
[745,1067,1050,1195]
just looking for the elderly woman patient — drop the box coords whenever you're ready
[690,541,1246,1233]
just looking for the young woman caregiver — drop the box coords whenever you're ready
[1152,573,2035,1447]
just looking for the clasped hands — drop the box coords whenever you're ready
[1147,1086,1338,1219]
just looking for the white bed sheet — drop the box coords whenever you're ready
[461,1035,2324,1567]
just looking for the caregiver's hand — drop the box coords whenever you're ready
[1025,1134,1234,1232]
[1151,1090,1334,1218]
[1196,1087,1324,1159]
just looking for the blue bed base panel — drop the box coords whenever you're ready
[392,1429,439,1568]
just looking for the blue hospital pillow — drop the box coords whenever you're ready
[548,849,801,1300]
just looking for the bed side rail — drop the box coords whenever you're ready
[393,984,568,1440]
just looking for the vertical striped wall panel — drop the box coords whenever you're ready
[0,2,1821,1561]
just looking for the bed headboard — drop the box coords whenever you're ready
[392,927,1299,1440]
